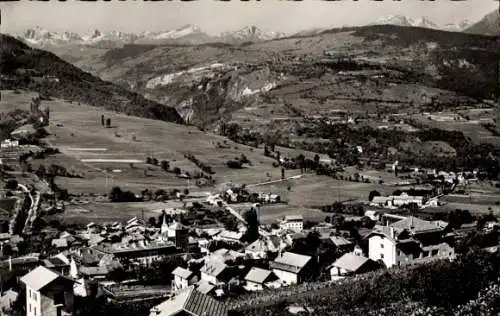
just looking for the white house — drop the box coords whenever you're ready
[365,210,380,222]
[200,260,230,285]
[269,252,312,285]
[0,139,19,150]
[171,267,197,292]
[368,216,454,268]
[329,253,378,281]
[279,215,303,232]
[244,267,279,292]
[20,266,75,316]
[244,236,282,259]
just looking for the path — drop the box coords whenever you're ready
[246,174,306,188]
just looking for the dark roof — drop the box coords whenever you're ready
[151,286,227,316]
[184,288,227,316]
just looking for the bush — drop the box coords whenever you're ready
[109,186,138,203]
[227,160,243,169]
[4,179,18,190]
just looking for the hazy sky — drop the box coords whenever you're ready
[0,0,498,35]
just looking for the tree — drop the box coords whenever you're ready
[227,160,243,169]
[152,158,159,166]
[183,188,189,195]
[101,115,105,127]
[4,179,18,190]
[109,186,123,202]
[173,167,181,175]
[160,160,170,171]
[314,154,320,169]
[281,167,285,180]
[35,164,46,179]
[296,154,305,173]
[332,215,345,228]
[325,216,331,223]
[106,118,111,128]
[244,208,260,242]
[369,190,381,201]
[148,217,157,227]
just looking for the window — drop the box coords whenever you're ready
[397,250,401,256]
[29,289,31,299]
[380,243,384,249]
[34,307,36,316]
[29,304,31,313]
[380,254,384,259]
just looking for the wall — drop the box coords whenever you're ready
[26,287,41,316]
[272,269,298,285]
[200,272,217,285]
[368,235,396,268]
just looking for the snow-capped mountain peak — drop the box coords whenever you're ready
[371,15,438,29]
[219,25,287,41]
[151,24,202,40]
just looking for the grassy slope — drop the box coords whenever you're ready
[2,90,397,224]
[0,34,183,124]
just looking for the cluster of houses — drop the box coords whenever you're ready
[220,186,280,204]
[5,197,499,316]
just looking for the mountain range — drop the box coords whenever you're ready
[17,25,288,48]
[15,14,482,51]
[369,15,472,32]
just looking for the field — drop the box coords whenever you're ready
[2,90,352,224]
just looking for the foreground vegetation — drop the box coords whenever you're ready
[228,250,500,316]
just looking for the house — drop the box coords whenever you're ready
[244,236,282,259]
[328,253,378,281]
[210,248,244,264]
[213,231,243,244]
[20,266,75,316]
[51,238,69,250]
[196,280,216,295]
[0,139,19,150]
[392,193,426,208]
[93,240,180,267]
[78,266,110,280]
[269,252,313,285]
[149,286,227,316]
[0,289,18,313]
[279,215,303,232]
[172,267,198,292]
[200,260,231,285]
[365,210,380,222]
[244,267,279,291]
[369,196,393,208]
[330,236,354,252]
[368,216,454,268]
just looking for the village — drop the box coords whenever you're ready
[0,169,498,316]
[0,93,498,316]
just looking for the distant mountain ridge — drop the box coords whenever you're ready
[369,15,471,32]
[15,25,288,48]
[465,10,500,36]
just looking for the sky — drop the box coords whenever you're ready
[0,0,498,36]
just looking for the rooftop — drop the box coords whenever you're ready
[150,286,227,316]
[172,267,193,280]
[20,266,74,291]
[273,252,311,270]
[330,253,371,272]
[391,216,444,234]
[244,267,275,284]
